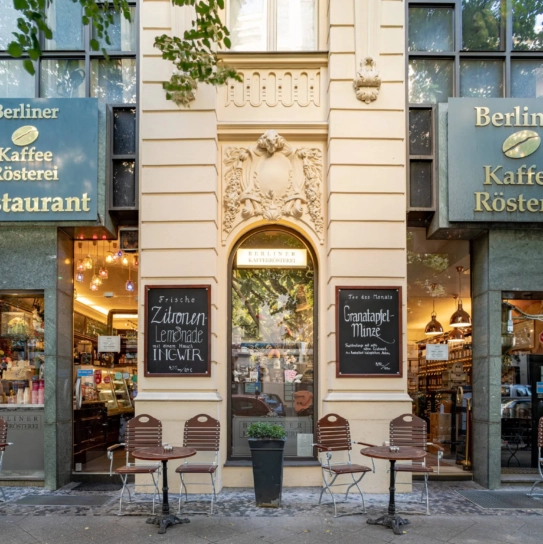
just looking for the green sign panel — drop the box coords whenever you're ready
[0,98,98,221]
[448,98,543,222]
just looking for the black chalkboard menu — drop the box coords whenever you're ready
[144,285,211,377]
[336,286,402,377]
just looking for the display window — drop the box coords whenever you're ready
[229,229,316,459]
[0,292,45,479]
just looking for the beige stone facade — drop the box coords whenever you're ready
[137,0,410,492]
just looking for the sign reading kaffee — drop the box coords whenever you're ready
[0,98,98,221]
[448,98,543,222]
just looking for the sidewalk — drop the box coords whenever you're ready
[1,481,542,544]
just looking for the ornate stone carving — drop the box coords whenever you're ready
[353,57,381,104]
[223,131,323,242]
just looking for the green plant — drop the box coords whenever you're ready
[246,422,286,440]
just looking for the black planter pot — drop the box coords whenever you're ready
[248,438,286,507]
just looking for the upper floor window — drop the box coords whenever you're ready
[0,0,136,103]
[229,0,317,51]
[408,0,543,103]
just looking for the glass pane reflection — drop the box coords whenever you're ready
[277,0,316,51]
[230,0,267,51]
[462,0,502,51]
[92,8,136,52]
[512,60,543,97]
[44,0,83,51]
[513,0,543,50]
[409,7,454,52]
[90,59,136,103]
[460,60,503,97]
[40,59,86,98]
[0,0,19,51]
[0,60,35,98]
[409,59,454,103]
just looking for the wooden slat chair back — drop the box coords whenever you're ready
[0,417,13,502]
[176,414,220,515]
[529,417,543,497]
[389,413,443,515]
[314,414,374,518]
[108,414,162,515]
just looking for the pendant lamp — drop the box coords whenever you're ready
[450,266,471,328]
[425,283,443,336]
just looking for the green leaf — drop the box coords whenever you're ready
[90,38,100,50]
[7,42,23,57]
[224,36,231,48]
[23,59,35,75]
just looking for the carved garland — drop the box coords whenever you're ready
[223,131,323,243]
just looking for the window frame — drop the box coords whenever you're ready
[226,225,319,462]
[0,1,137,101]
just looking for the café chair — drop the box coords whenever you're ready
[108,414,162,515]
[0,417,14,502]
[388,413,443,515]
[176,414,220,515]
[528,417,543,497]
[314,413,375,517]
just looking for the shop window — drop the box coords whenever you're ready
[230,229,316,459]
[0,60,35,98]
[91,58,136,104]
[40,59,86,98]
[460,59,504,97]
[91,7,136,52]
[44,0,84,51]
[462,0,502,51]
[229,0,317,52]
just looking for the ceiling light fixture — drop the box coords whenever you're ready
[425,283,443,336]
[450,266,471,328]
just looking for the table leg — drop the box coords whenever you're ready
[146,460,190,534]
[367,460,410,536]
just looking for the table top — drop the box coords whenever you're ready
[132,446,197,461]
[360,445,426,461]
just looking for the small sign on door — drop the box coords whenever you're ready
[98,335,121,353]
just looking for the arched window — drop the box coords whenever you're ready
[229,228,317,459]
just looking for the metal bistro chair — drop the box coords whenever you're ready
[176,414,220,515]
[529,416,543,497]
[108,414,162,515]
[0,417,13,502]
[314,413,375,517]
[389,414,443,515]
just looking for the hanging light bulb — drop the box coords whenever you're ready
[76,271,84,283]
[121,255,129,266]
[117,248,123,258]
[83,254,93,270]
[76,260,84,272]
[126,263,134,291]
[448,327,464,344]
[425,283,443,336]
[91,274,102,287]
[112,243,119,261]
[90,282,99,292]
[105,241,114,264]
[132,254,139,267]
[99,267,108,279]
[450,266,471,328]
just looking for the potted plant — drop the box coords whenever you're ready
[246,421,287,507]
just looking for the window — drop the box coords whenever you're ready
[229,0,317,51]
[230,229,316,459]
[0,0,136,104]
[407,1,543,217]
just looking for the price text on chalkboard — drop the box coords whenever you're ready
[144,285,211,377]
[336,286,402,377]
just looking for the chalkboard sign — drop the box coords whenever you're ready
[336,286,402,377]
[144,285,211,377]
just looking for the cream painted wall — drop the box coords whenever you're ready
[138,0,410,494]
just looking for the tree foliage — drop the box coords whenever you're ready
[6,0,240,107]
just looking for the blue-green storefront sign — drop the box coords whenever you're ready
[0,98,98,221]
[449,98,543,223]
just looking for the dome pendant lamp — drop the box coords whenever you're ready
[450,266,471,328]
[425,283,443,336]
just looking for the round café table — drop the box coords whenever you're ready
[132,446,197,534]
[360,445,427,536]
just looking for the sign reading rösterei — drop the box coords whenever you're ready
[0,99,98,221]
[448,98,543,222]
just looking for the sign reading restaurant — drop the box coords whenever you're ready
[448,98,543,222]
[0,98,98,221]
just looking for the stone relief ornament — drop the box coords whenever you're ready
[223,131,324,242]
[353,57,381,104]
